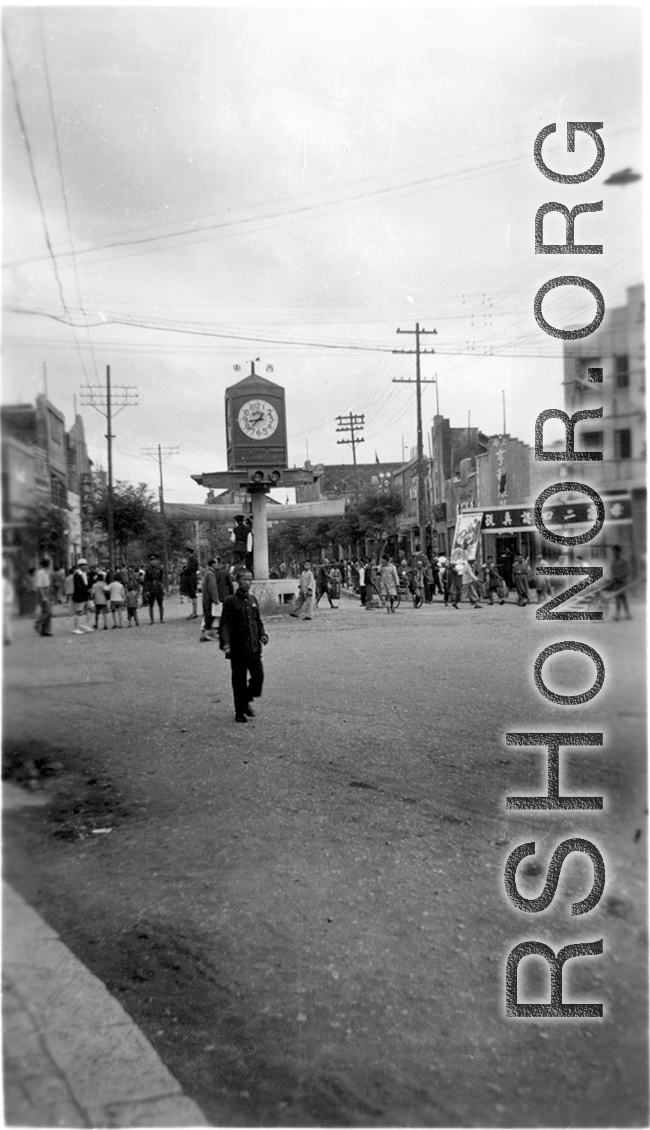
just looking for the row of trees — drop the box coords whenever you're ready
[19,483,196,569]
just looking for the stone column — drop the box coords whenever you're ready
[250,489,269,580]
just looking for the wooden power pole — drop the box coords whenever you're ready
[392,323,437,548]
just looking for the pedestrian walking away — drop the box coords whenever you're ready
[290,561,315,620]
[143,553,165,623]
[91,572,109,629]
[219,570,268,723]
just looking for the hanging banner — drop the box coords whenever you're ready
[450,512,483,562]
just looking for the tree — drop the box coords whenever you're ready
[90,482,161,565]
[19,499,69,566]
[357,487,403,555]
[12,499,70,613]
[266,488,403,565]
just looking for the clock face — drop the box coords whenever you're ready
[237,399,279,440]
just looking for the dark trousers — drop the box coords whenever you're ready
[36,598,52,635]
[147,591,164,620]
[360,584,367,606]
[614,590,630,617]
[230,653,264,716]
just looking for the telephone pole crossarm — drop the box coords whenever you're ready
[392,323,438,553]
[141,444,180,592]
[335,412,365,500]
[80,367,139,577]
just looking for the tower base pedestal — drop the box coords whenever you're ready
[251,579,300,617]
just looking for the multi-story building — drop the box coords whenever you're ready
[1,396,94,571]
[561,282,645,574]
[390,455,433,557]
[430,416,489,554]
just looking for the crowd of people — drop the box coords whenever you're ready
[283,547,636,616]
[3,537,635,649]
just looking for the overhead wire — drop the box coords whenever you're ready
[2,27,72,323]
[38,11,99,385]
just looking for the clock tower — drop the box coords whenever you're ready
[225,362,288,474]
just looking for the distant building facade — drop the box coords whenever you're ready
[1,396,93,571]
[560,282,645,576]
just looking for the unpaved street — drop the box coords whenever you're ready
[3,596,647,1127]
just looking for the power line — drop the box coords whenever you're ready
[2,26,71,320]
[38,11,98,383]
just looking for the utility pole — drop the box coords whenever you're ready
[392,322,437,550]
[142,443,179,591]
[81,367,138,577]
[335,412,365,500]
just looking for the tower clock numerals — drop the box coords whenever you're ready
[237,399,279,440]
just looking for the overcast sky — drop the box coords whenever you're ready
[2,4,642,505]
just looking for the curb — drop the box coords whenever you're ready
[3,882,208,1127]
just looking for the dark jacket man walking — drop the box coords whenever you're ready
[219,570,268,723]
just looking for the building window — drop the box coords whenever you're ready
[614,429,632,460]
[48,412,64,445]
[580,431,604,450]
[615,355,629,388]
[51,474,67,507]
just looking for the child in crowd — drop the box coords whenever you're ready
[91,572,109,629]
[126,585,140,627]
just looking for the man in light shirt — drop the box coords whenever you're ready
[290,561,315,620]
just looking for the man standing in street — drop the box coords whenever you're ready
[231,516,250,570]
[143,553,165,624]
[219,570,268,724]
